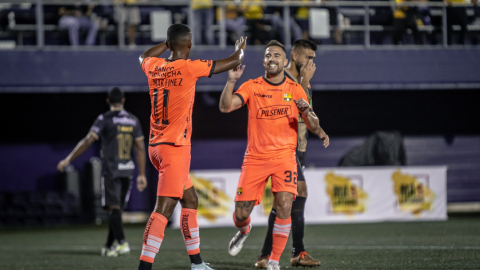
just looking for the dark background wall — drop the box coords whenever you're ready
[1,90,479,144]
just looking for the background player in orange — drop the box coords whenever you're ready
[57,87,147,257]
[219,40,327,270]
[255,39,329,268]
[137,24,247,270]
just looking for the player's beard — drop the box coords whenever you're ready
[295,61,303,73]
[265,61,283,76]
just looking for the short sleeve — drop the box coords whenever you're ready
[296,84,309,104]
[134,118,144,141]
[234,82,251,106]
[89,114,105,140]
[141,57,158,75]
[188,59,216,79]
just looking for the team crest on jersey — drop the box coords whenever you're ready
[237,187,243,195]
[283,93,293,102]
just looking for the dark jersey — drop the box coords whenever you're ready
[89,110,144,178]
[285,70,312,167]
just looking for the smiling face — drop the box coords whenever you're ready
[263,46,288,76]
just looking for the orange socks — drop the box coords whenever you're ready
[269,217,291,263]
[181,208,201,255]
[140,212,167,263]
[233,212,251,235]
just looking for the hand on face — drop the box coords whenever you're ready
[299,59,316,82]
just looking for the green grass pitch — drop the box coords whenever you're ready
[1,215,480,269]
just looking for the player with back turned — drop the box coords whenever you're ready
[219,40,328,270]
[57,87,147,257]
[137,24,247,270]
[255,39,329,268]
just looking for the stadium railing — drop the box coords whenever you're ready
[0,0,479,49]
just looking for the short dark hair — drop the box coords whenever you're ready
[292,39,317,52]
[265,40,286,54]
[108,87,124,104]
[167,24,191,49]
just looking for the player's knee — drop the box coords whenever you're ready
[234,211,250,223]
[297,181,308,197]
[107,205,121,211]
[275,198,293,219]
[180,195,198,209]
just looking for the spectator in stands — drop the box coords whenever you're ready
[294,0,311,40]
[392,0,422,45]
[192,0,215,45]
[445,0,469,45]
[324,0,344,45]
[472,0,480,44]
[270,0,303,44]
[241,0,267,45]
[58,3,99,46]
[115,0,140,48]
[217,1,247,43]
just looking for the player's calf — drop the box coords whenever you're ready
[138,212,168,270]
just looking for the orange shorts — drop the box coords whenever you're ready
[235,156,298,205]
[149,144,193,199]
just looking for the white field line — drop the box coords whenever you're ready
[1,245,480,251]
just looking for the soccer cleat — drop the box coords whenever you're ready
[116,241,130,255]
[290,251,321,267]
[254,255,269,269]
[267,260,281,270]
[228,224,252,256]
[191,262,216,270]
[101,246,118,257]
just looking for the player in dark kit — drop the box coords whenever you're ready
[57,87,147,257]
[255,39,329,269]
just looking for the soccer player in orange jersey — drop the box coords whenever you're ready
[219,40,327,270]
[137,24,247,270]
[255,39,328,269]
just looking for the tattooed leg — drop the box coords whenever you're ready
[234,201,255,222]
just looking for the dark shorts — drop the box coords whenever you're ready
[101,175,132,209]
[296,151,306,182]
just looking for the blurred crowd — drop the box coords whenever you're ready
[0,0,479,46]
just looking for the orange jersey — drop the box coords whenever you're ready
[142,57,216,145]
[234,76,308,160]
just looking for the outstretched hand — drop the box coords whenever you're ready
[228,65,246,82]
[235,36,247,52]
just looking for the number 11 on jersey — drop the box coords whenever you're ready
[153,89,170,125]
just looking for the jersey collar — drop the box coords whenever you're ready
[262,75,286,86]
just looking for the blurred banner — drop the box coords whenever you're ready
[171,166,447,228]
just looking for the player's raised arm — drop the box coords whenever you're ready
[219,65,246,113]
[294,98,330,148]
[138,41,168,67]
[57,132,97,172]
[213,37,247,74]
